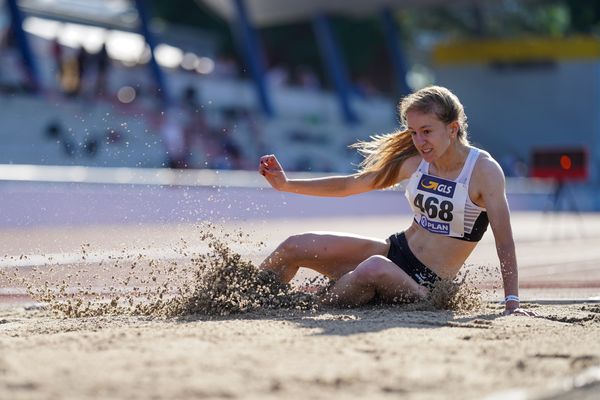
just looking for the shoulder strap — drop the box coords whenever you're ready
[457,148,480,185]
[417,158,429,174]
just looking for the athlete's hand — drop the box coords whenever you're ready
[259,154,288,191]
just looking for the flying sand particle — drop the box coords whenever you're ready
[4,225,484,318]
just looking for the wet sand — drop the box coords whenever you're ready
[2,212,600,399]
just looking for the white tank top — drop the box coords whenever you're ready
[405,147,488,241]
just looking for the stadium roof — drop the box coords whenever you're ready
[15,0,508,29]
[18,0,137,29]
[198,0,502,27]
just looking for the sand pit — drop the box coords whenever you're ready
[1,303,600,400]
[2,213,600,399]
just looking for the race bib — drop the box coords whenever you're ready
[406,172,467,237]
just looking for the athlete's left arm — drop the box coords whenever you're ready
[473,157,536,317]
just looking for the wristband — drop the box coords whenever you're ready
[504,295,520,303]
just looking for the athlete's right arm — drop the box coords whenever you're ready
[258,154,379,197]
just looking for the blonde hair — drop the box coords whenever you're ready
[353,86,469,189]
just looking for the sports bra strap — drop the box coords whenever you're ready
[416,158,429,174]
[456,148,480,185]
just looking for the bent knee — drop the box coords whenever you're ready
[278,233,318,255]
[279,233,311,250]
[352,256,394,283]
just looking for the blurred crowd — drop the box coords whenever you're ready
[3,24,383,172]
[158,86,265,170]
[50,39,110,98]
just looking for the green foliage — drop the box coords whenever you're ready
[260,16,390,90]
[150,0,227,30]
[564,0,600,33]
[149,0,234,54]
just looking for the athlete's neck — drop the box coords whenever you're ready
[430,143,470,176]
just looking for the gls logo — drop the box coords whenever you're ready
[421,180,452,194]
[418,174,456,198]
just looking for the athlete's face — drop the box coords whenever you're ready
[406,110,458,162]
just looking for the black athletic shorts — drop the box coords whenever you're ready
[387,232,440,288]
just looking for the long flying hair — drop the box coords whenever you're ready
[353,86,469,189]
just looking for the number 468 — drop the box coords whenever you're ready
[413,194,454,222]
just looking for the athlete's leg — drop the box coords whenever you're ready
[260,232,389,283]
[323,255,428,307]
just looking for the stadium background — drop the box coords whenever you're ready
[1,0,600,225]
